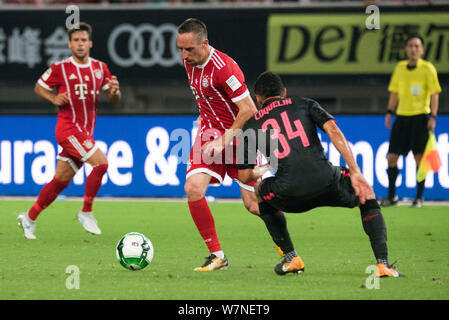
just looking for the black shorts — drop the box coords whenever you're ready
[388,114,429,156]
[258,167,359,213]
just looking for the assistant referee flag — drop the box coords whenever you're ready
[417,131,442,182]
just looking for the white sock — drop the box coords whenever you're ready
[212,251,225,259]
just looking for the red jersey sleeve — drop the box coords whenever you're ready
[100,62,112,91]
[217,59,250,103]
[37,63,62,91]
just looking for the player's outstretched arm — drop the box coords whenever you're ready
[34,83,68,106]
[323,120,373,204]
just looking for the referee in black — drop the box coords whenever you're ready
[237,72,402,278]
[382,34,441,207]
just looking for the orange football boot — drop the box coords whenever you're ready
[275,256,305,275]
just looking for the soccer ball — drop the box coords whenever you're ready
[116,232,154,270]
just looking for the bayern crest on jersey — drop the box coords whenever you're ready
[95,69,103,80]
[202,76,209,88]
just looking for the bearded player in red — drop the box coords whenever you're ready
[177,18,282,271]
[18,22,121,239]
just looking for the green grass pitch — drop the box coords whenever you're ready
[0,199,448,300]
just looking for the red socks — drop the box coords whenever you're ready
[28,163,108,220]
[82,163,108,212]
[28,177,71,220]
[188,197,221,253]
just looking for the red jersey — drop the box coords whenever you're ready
[38,56,112,137]
[183,47,250,133]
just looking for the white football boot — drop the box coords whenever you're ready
[17,212,37,240]
[77,211,102,235]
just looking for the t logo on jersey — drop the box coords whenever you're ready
[74,83,88,100]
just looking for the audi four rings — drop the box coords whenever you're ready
[108,23,183,67]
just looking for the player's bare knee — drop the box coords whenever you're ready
[387,153,399,167]
[54,172,75,182]
[97,158,108,166]
[241,194,260,215]
[86,149,108,167]
[54,163,77,181]
[245,202,260,216]
[184,181,206,201]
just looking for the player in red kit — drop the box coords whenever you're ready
[17,22,121,239]
[177,18,280,271]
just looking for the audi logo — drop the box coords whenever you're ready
[108,23,182,68]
